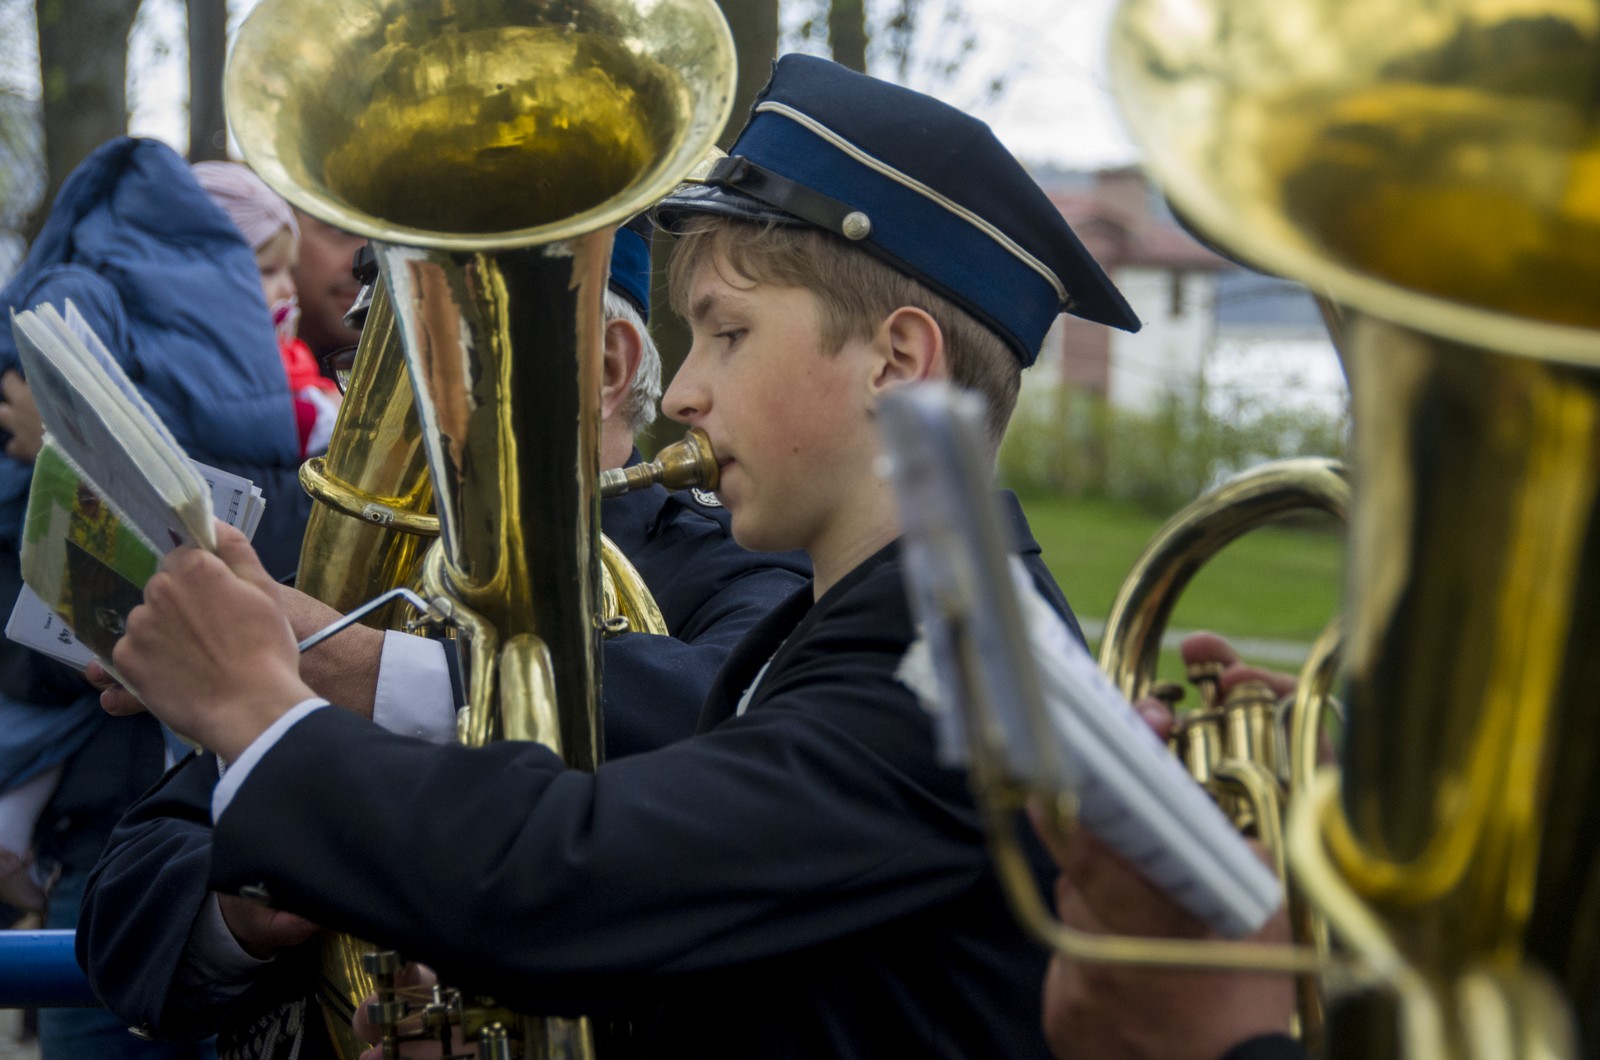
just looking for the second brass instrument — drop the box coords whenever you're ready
[1108,0,1600,1054]
[1099,458,1348,1049]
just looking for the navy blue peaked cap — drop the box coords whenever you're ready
[656,54,1141,364]
[609,213,654,321]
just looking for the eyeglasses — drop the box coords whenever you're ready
[319,344,359,395]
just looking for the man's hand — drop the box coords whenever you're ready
[353,962,458,1060]
[111,521,316,761]
[1034,817,1294,1060]
[87,659,143,716]
[277,585,383,720]
[218,893,320,960]
[0,371,43,462]
[95,582,387,722]
[1181,630,1298,702]
[1028,631,1298,1060]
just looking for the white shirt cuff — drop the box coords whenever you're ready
[211,699,328,822]
[374,630,457,743]
[181,892,274,984]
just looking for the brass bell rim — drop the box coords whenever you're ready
[1106,0,1600,371]
[225,156,728,254]
[222,0,737,253]
[1133,182,1600,370]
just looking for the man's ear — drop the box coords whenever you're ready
[869,306,944,397]
[600,316,644,421]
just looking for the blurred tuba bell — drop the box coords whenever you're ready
[225,0,734,1055]
[1110,0,1600,1054]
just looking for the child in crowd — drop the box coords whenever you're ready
[190,162,342,458]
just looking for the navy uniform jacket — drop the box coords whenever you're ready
[600,459,810,758]
[145,495,1076,1059]
[77,480,809,1046]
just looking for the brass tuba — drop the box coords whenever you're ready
[1108,0,1600,1054]
[224,0,735,1055]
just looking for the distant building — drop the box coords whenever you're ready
[1032,166,1345,419]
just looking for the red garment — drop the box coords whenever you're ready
[280,335,339,398]
[279,335,341,457]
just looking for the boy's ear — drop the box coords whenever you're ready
[600,316,644,421]
[869,306,945,395]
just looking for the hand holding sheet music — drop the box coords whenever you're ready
[4,299,266,672]
[881,382,1281,940]
[15,302,216,550]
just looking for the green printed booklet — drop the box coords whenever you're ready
[3,300,264,670]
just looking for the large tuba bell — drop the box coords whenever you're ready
[224,0,734,1055]
[1109,0,1600,1054]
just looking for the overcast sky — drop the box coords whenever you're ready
[114,0,1137,172]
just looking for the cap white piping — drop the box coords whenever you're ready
[755,101,1069,304]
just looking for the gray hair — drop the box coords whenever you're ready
[604,288,661,435]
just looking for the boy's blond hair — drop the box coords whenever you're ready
[668,217,1022,448]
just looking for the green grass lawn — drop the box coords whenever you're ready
[1017,492,1345,684]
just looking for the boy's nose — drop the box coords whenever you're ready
[662,359,708,426]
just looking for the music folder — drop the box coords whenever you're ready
[881,381,1282,940]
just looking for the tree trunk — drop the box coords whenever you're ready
[828,0,868,73]
[642,0,780,451]
[29,0,142,239]
[713,0,778,150]
[187,0,228,160]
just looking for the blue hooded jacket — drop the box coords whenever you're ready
[0,137,314,789]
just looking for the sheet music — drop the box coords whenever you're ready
[883,382,1282,939]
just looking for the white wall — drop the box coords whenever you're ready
[1107,266,1217,414]
[1206,332,1347,421]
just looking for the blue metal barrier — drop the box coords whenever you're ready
[0,930,98,1007]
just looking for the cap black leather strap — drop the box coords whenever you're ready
[705,156,871,240]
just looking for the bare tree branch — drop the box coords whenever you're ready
[187,0,226,160]
[29,0,141,239]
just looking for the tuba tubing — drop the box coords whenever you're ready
[224,0,736,1055]
[1097,458,1349,1050]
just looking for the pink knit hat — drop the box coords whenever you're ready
[190,160,299,250]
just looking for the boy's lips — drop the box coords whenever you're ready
[713,455,736,494]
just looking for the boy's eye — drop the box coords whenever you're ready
[714,329,746,346]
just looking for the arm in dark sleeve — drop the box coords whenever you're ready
[77,750,244,1040]
[210,587,985,1012]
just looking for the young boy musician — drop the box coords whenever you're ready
[93,55,1144,1058]
[77,217,810,1054]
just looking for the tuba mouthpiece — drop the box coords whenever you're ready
[600,427,720,498]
